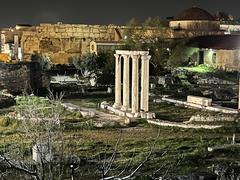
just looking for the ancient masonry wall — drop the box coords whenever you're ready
[204,49,240,71]
[215,49,240,70]
[20,23,224,65]
[21,24,126,64]
[0,62,49,94]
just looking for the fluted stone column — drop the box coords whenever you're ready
[1,34,6,53]
[121,55,130,111]
[113,54,122,108]
[131,55,139,114]
[14,35,19,60]
[239,74,240,110]
[141,55,151,112]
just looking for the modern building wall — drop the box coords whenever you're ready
[170,20,220,30]
[203,49,240,70]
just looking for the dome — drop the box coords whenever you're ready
[174,7,215,21]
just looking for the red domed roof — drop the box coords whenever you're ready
[174,7,215,21]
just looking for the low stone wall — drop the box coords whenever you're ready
[147,119,222,129]
[187,95,212,106]
[0,62,49,94]
[161,97,238,114]
[189,115,238,122]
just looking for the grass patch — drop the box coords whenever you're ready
[0,96,240,178]
[63,95,114,108]
[150,102,217,122]
[182,65,215,74]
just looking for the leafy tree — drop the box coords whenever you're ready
[31,53,52,70]
[124,18,143,50]
[124,17,171,74]
[72,51,115,85]
[96,51,115,85]
[214,11,234,22]
[143,17,168,28]
[72,53,99,79]
[168,40,198,68]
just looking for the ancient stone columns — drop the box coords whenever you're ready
[113,54,121,108]
[141,55,151,112]
[122,55,130,111]
[238,72,240,110]
[113,50,151,117]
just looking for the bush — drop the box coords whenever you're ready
[168,40,199,67]
[31,53,52,70]
[0,117,10,127]
[15,95,65,118]
[72,51,115,85]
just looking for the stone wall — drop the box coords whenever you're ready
[0,62,49,94]
[20,23,174,64]
[215,50,240,70]
[204,49,240,70]
[170,29,224,38]
[19,22,225,65]
[21,23,126,64]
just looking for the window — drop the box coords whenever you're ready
[212,53,216,64]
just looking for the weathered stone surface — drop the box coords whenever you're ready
[62,103,80,111]
[189,114,238,122]
[193,74,235,85]
[80,110,96,118]
[0,62,49,94]
[21,23,168,64]
[187,95,212,106]
[32,143,52,163]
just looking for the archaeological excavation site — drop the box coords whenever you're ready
[0,3,240,180]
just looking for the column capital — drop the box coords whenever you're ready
[131,54,140,61]
[141,55,151,61]
[114,54,120,59]
[121,54,130,60]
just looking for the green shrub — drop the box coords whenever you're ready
[0,117,10,127]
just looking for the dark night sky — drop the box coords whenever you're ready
[1,0,240,27]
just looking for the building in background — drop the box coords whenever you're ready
[1,7,240,70]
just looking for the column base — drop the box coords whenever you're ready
[126,112,140,118]
[101,102,155,120]
[113,103,121,109]
[121,105,130,111]
[140,112,155,119]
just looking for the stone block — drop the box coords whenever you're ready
[80,110,96,118]
[124,117,136,125]
[82,28,90,33]
[62,103,80,111]
[92,28,100,33]
[100,101,110,109]
[115,108,126,117]
[107,105,115,112]
[58,28,66,33]
[187,95,212,106]
[146,112,155,119]
[32,143,52,163]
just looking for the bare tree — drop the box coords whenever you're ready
[96,130,165,180]
[0,91,71,180]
